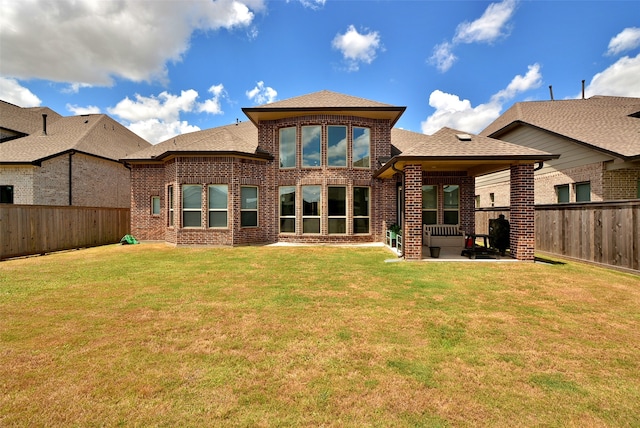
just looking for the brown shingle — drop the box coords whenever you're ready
[481,96,640,159]
[258,90,394,109]
[0,100,62,136]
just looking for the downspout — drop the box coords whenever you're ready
[68,151,75,206]
[391,161,405,258]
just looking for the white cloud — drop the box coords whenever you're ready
[429,0,517,72]
[0,77,41,107]
[421,63,541,135]
[453,0,517,44]
[0,0,264,86]
[430,42,458,73]
[583,54,640,98]
[332,25,382,72]
[107,88,227,143]
[607,27,640,56]
[292,0,326,9]
[66,104,101,115]
[246,81,278,105]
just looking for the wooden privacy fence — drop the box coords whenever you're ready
[476,200,640,272]
[0,205,130,260]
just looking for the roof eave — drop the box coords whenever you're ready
[242,106,406,127]
[124,150,274,163]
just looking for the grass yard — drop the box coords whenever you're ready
[1,243,639,427]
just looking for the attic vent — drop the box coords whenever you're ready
[456,133,472,141]
[629,111,640,119]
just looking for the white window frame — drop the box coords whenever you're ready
[208,184,228,228]
[151,196,161,216]
[328,186,346,234]
[353,186,370,234]
[302,185,321,234]
[352,127,371,169]
[167,186,174,227]
[279,127,296,169]
[279,186,296,234]
[241,186,259,228]
[182,184,203,228]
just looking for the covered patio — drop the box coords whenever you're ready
[376,128,560,262]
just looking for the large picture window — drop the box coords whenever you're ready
[279,127,296,168]
[328,186,346,234]
[182,185,202,228]
[353,187,370,234]
[443,185,459,224]
[241,186,258,227]
[302,125,321,167]
[208,185,228,228]
[279,186,296,233]
[352,127,370,168]
[302,185,321,233]
[422,185,437,225]
[327,126,347,167]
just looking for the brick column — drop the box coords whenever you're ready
[510,164,535,261]
[404,164,423,260]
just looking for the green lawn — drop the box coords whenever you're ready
[1,243,639,427]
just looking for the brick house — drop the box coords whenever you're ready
[0,100,150,207]
[476,96,640,207]
[124,90,557,261]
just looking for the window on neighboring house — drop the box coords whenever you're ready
[302,125,321,167]
[353,187,370,233]
[182,185,202,227]
[208,185,228,228]
[151,196,160,215]
[302,185,321,233]
[489,192,495,207]
[352,127,370,168]
[443,185,459,225]
[637,179,640,199]
[556,184,570,203]
[168,186,174,226]
[241,186,258,227]
[0,185,14,204]
[279,186,296,233]
[279,127,296,168]
[475,195,480,209]
[328,186,346,234]
[327,126,347,167]
[575,182,591,202]
[422,185,437,225]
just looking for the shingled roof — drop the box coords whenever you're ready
[480,96,640,160]
[0,111,150,164]
[0,100,62,137]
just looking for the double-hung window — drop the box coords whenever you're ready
[302,125,321,167]
[182,185,202,227]
[302,185,321,233]
[353,187,370,234]
[422,185,437,225]
[279,186,296,233]
[241,186,258,227]
[279,127,296,168]
[328,187,346,234]
[352,127,370,168]
[327,126,347,167]
[208,185,228,228]
[443,185,459,224]
[168,186,174,226]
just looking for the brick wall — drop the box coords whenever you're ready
[0,165,35,204]
[603,165,640,200]
[403,164,423,260]
[510,164,535,261]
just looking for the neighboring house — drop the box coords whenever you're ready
[0,100,150,207]
[124,90,557,261]
[477,96,640,207]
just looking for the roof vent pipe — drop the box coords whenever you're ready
[549,85,554,101]
[582,80,585,100]
[42,114,47,135]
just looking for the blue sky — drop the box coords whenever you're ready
[1,0,639,144]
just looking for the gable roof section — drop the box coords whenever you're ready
[481,96,640,160]
[243,90,406,126]
[376,127,559,178]
[0,100,62,137]
[123,120,268,162]
[0,113,150,164]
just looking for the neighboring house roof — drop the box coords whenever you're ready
[480,96,640,161]
[0,100,62,137]
[123,120,268,162]
[242,90,406,126]
[0,112,150,164]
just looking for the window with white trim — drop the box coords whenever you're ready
[151,196,160,215]
[328,186,346,234]
[353,187,370,234]
[208,185,228,228]
[327,125,347,167]
[168,186,174,226]
[241,186,258,227]
[302,185,321,233]
[279,127,296,168]
[279,186,296,233]
[302,125,321,167]
[352,127,370,168]
[443,185,459,225]
[182,185,202,227]
[422,185,437,225]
